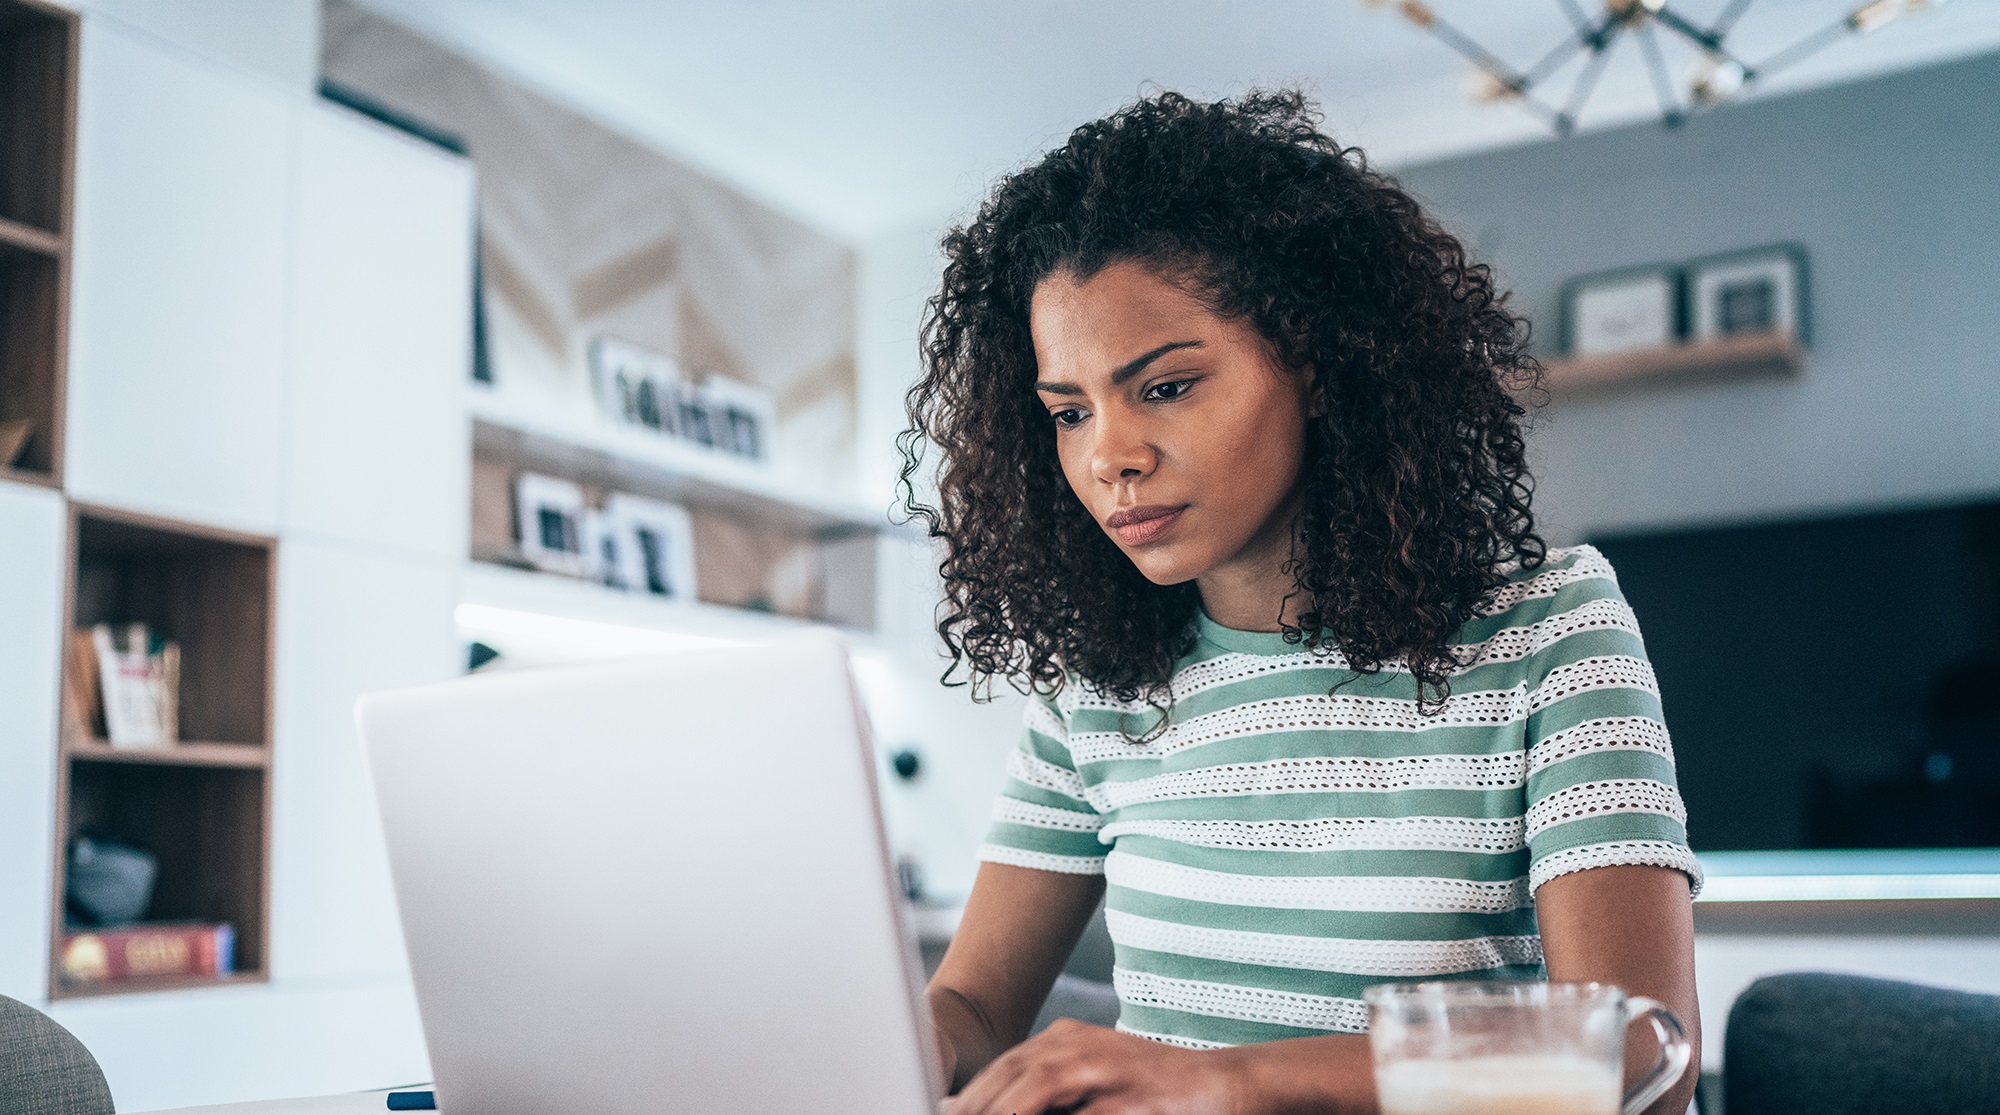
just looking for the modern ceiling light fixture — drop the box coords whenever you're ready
[1364,0,1949,134]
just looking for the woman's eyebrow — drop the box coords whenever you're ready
[1035,339,1204,395]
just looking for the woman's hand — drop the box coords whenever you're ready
[945,1019,1246,1115]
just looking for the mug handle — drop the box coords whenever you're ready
[1620,996,1693,1115]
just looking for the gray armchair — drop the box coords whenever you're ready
[0,994,115,1115]
[1723,971,2000,1115]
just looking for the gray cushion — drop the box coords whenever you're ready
[0,994,115,1115]
[1724,972,2000,1115]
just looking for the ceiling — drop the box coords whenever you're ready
[345,0,2000,240]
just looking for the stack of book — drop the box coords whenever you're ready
[66,622,180,746]
[59,923,234,986]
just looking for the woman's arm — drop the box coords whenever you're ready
[928,861,1108,1090]
[1536,864,1703,1115]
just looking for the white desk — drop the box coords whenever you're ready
[128,1088,420,1115]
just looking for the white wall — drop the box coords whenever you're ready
[0,483,65,1006]
[854,221,1027,904]
[1393,53,2000,1065]
[1397,50,2000,544]
[855,219,949,511]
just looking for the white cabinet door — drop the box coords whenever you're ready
[284,104,475,561]
[269,539,459,983]
[0,481,65,1004]
[64,19,289,533]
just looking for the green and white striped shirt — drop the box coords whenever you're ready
[978,545,1701,1049]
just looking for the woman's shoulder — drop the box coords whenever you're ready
[1482,544,1623,617]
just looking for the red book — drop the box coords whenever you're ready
[61,923,234,985]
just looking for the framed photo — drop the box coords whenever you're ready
[583,507,627,590]
[603,493,697,600]
[590,335,679,435]
[671,380,716,450]
[1688,244,1807,344]
[699,373,776,463]
[514,472,590,577]
[1562,265,1683,356]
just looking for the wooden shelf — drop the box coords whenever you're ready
[0,462,58,489]
[0,214,60,256]
[52,505,276,999]
[1542,330,1806,396]
[0,0,74,485]
[53,970,265,1001]
[469,389,885,537]
[471,392,887,629]
[69,738,270,770]
[0,0,74,234]
[54,761,268,999]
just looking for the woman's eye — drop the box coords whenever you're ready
[1050,407,1086,427]
[1146,378,1195,401]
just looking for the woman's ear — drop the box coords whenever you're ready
[1303,371,1327,419]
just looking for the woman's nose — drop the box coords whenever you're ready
[1090,414,1157,485]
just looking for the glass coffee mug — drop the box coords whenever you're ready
[1364,981,1692,1115]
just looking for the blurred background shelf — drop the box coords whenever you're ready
[67,739,270,770]
[1542,330,1806,396]
[470,389,887,537]
[470,390,890,633]
[0,215,62,255]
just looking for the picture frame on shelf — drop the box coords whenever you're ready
[583,507,626,590]
[603,493,697,600]
[671,380,715,450]
[1562,264,1683,357]
[514,472,591,577]
[701,373,776,463]
[589,334,679,436]
[1689,244,1808,345]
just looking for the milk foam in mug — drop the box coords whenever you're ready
[1365,981,1691,1115]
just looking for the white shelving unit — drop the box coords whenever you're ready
[468,387,888,537]
[0,11,470,1105]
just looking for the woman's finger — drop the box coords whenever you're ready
[949,1024,1101,1115]
[975,1050,1102,1115]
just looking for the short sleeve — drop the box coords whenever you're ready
[1521,546,1703,896]
[977,691,1108,875]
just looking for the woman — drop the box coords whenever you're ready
[902,90,1701,1115]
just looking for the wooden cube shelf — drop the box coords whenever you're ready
[69,508,274,746]
[0,0,73,486]
[0,235,63,477]
[0,0,75,234]
[57,762,268,996]
[52,505,276,998]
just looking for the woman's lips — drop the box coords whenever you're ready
[1107,504,1188,546]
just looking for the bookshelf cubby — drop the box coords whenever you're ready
[0,0,74,485]
[58,762,267,996]
[52,505,276,998]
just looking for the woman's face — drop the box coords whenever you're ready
[1029,260,1315,590]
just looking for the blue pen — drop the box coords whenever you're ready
[385,1091,435,1111]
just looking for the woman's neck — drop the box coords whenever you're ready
[1194,496,1305,633]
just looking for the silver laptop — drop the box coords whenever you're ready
[356,633,943,1114]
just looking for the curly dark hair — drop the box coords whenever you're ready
[899,88,1545,711]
